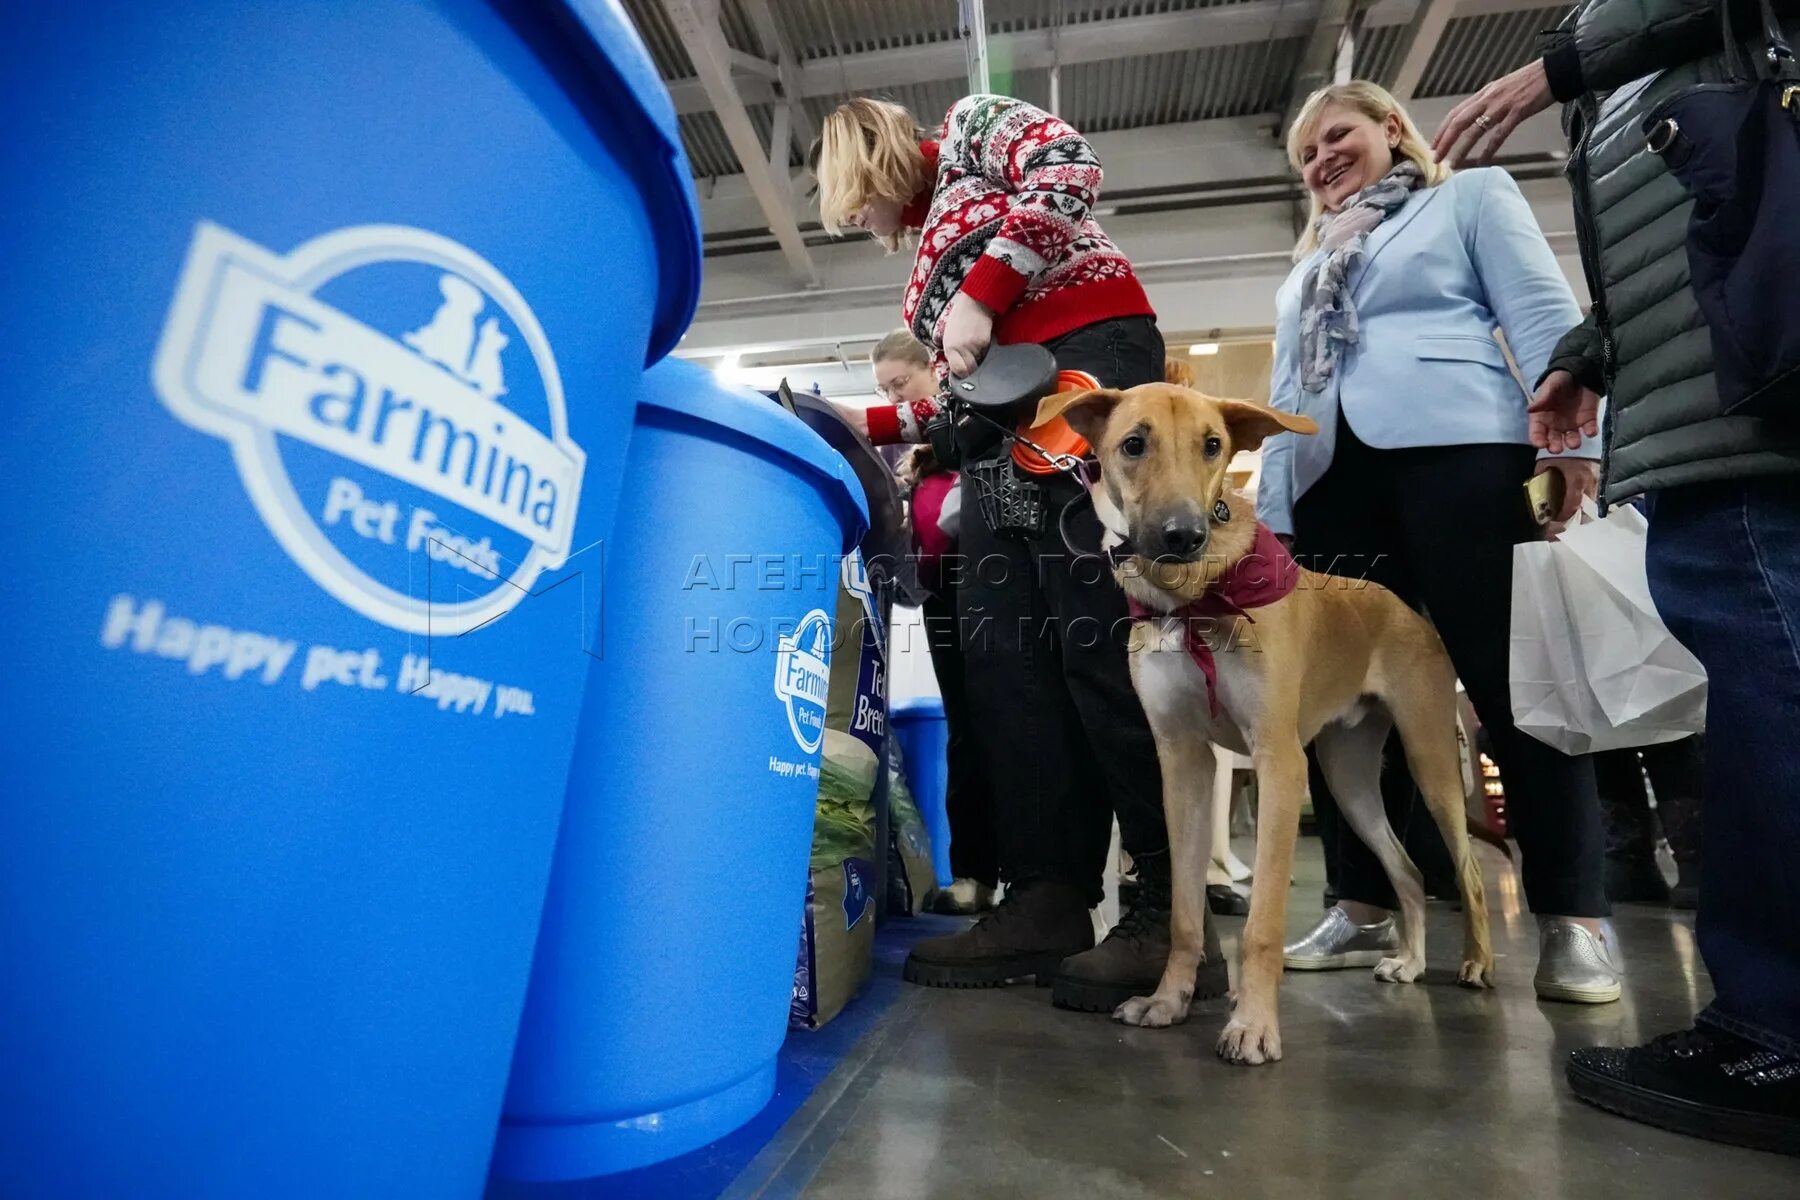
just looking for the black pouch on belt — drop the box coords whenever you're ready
[923,409,1001,471]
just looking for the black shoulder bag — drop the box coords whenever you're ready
[1644,0,1800,420]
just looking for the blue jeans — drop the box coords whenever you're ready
[1646,477,1800,1056]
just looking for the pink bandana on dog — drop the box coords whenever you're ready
[1124,523,1299,717]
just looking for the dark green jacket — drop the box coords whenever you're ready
[1542,0,1800,503]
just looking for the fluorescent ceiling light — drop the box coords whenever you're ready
[1188,343,1219,356]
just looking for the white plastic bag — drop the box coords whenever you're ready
[1510,501,1708,754]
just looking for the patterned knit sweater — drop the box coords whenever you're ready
[865,94,1155,444]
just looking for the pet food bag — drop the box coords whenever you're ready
[790,552,886,1029]
[884,734,937,917]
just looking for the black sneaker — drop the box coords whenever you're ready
[1567,1026,1800,1157]
[1207,883,1249,916]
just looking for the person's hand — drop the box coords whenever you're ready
[1432,59,1554,166]
[1535,456,1598,532]
[1528,369,1601,453]
[941,292,995,378]
[829,400,871,439]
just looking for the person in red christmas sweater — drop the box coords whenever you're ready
[815,95,1226,1014]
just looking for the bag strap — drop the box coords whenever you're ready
[1720,0,1797,82]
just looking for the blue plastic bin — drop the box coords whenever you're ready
[494,360,868,1180]
[892,698,954,886]
[1,4,700,1198]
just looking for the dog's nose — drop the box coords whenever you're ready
[1156,517,1208,561]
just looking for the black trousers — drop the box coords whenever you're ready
[1292,416,1608,917]
[922,589,999,885]
[957,316,1168,903]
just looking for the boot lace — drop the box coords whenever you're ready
[1104,896,1167,948]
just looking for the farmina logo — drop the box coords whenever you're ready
[773,608,831,754]
[152,222,585,634]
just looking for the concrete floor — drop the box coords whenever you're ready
[726,841,1799,1200]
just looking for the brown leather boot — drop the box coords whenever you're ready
[1052,886,1229,1013]
[903,880,1094,988]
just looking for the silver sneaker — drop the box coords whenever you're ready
[1283,906,1400,971]
[1534,917,1623,1004]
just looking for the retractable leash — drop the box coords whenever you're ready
[938,344,1072,543]
[942,344,1236,557]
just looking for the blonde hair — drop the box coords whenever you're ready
[1287,81,1451,260]
[814,98,929,253]
[872,328,930,369]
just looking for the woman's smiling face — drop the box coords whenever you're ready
[1297,103,1403,213]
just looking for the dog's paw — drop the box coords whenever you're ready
[1373,955,1424,983]
[1458,958,1497,989]
[1216,1014,1282,1065]
[1113,992,1190,1028]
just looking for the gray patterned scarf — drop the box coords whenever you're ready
[1298,160,1424,393]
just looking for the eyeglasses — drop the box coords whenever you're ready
[874,366,925,400]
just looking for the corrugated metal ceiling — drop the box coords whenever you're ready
[637,0,1575,179]
[1416,6,1570,98]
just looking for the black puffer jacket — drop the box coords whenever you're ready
[1541,0,1800,503]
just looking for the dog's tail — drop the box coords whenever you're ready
[1466,815,1513,862]
[1165,356,1198,388]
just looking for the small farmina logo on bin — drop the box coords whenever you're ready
[152,221,585,634]
[774,608,831,754]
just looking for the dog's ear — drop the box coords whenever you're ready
[1215,399,1318,453]
[1033,388,1125,445]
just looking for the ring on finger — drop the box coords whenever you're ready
[1474,113,1494,130]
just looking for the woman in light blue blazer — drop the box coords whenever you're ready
[1258,82,1618,1003]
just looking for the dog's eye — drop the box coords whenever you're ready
[1120,435,1147,458]
[1204,435,1223,459]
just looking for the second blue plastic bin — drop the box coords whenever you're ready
[494,359,868,1180]
[892,697,953,886]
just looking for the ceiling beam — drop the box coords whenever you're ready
[670,0,1348,114]
[1282,0,1366,137]
[727,48,780,81]
[738,0,815,151]
[665,0,1552,117]
[680,228,1580,346]
[663,0,817,284]
[1386,0,1460,99]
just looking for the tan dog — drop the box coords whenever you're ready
[1038,382,1495,1065]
